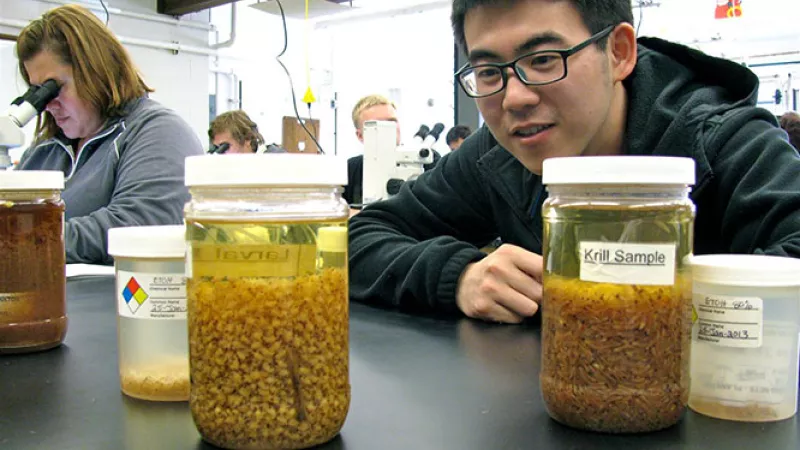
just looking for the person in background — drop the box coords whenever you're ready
[348,0,800,323]
[343,94,402,206]
[446,124,473,151]
[208,110,284,154]
[15,5,203,265]
[344,94,441,207]
[779,111,800,150]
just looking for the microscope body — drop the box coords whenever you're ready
[0,116,26,169]
[362,120,433,204]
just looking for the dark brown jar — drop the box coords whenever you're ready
[0,171,67,353]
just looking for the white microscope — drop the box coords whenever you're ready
[362,120,444,205]
[0,80,61,169]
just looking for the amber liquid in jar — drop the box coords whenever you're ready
[187,219,349,450]
[541,203,693,433]
[0,200,67,353]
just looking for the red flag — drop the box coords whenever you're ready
[716,0,743,19]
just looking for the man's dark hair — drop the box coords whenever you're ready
[446,125,473,145]
[779,112,800,150]
[451,0,634,54]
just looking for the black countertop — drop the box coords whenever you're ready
[1,276,798,449]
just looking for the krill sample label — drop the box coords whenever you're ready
[116,271,187,320]
[579,241,676,285]
[693,294,763,348]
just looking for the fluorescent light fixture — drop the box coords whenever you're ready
[249,0,357,19]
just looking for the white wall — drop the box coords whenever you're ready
[314,7,455,159]
[209,1,455,159]
[636,0,800,114]
[209,1,319,151]
[206,0,800,160]
[0,0,212,161]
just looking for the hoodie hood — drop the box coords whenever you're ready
[624,37,765,190]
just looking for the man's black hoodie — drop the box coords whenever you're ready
[349,38,800,313]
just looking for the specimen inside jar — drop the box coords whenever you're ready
[188,268,349,449]
[121,358,191,402]
[689,399,781,423]
[541,275,692,433]
[0,200,66,352]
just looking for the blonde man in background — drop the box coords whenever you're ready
[344,94,441,206]
[352,94,402,146]
[344,94,401,206]
[16,5,203,264]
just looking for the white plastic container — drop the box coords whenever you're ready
[108,225,189,401]
[688,254,800,422]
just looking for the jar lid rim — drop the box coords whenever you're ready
[688,254,800,286]
[185,154,347,187]
[542,156,695,185]
[0,170,64,190]
[108,225,186,258]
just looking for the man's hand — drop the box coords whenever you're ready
[456,244,543,324]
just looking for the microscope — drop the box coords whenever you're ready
[0,80,61,169]
[362,121,444,205]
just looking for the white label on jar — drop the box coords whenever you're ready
[578,241,676,285]
[693,294,763,348]
[116,271,187,320]
[691,320,796,406]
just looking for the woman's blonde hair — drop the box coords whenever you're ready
[16,4,153,140]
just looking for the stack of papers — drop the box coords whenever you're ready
[66,264,115,278]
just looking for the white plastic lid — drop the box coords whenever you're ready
[689,254,800,287]
[542,156,695,185]
[185,154,347,187]
[108,225,186,258]
[0,170,64,190]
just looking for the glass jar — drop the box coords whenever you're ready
[540,156,695,433]
[0,171,66,353]
[184,154,349,449]
[108,225,189,401]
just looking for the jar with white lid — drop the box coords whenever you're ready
[540,156,696,433]
[184,154,349,449]
[0,170,66,353]
[688,254,800,422]
[108,225,189,401]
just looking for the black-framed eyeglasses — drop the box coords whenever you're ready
[455,25,616,98]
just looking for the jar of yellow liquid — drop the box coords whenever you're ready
[184,154,349,449]
[540,156,695,433]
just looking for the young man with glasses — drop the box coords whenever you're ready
[349,0,800,323]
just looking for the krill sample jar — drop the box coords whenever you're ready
[0,171,66,353]
[540,156,695,433]
[184,154,350,449]
[108,225,189,401]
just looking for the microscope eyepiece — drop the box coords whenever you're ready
[28,80,61,112]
